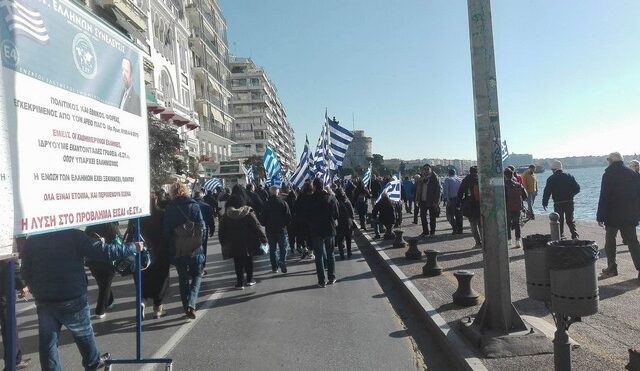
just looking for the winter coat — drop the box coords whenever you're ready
[305,189,339,238]
[414,173,442,206]
[504,178,528,213]
[262,196,292,233]
[372,199,395,226]
[442,176,461,200]
[218,206,267,259]
[541,170,580,207]
[337,198,355,234]
[163,196,205,264]
[522,170,538,194]
[370,179,382,198]
[402,180,415,200]
[195,198,215,233]
[596,162,640,227]
[457,173,480,219]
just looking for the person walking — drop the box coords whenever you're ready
[443,169,463,234]
[262,186,292,273]
[522,164,538,219]
[163,181,205,320]
[597,152,640,279]
[542,160,581,239]
[414,164,442,237]
[351,181,370,230]
[295,181,315,260]
[219,194,268,289]
[126,192,170,319]
[305,178,339,287]
[370,176,382,209]
[194,190,215,274]
[0,261,30,370]
[402,176,415,214]
[85,222,120,319]
[22,229,143,371]
[458,166,482,249]
[371,193,396,239]
[335,188,355,259]
[412,174,421,224]
[284,187,301,255]
[504,168,528,248]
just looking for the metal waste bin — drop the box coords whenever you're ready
[523,234,552,302]
[547,240,599,317]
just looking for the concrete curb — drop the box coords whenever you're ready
[354,229,488,371]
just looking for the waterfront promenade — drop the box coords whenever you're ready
[356,213,640,370]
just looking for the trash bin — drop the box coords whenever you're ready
[523,234,552,302]
[547,240,599,317]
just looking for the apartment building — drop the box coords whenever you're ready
[228,57,296,172]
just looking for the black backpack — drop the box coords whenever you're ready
[173,204,204,258]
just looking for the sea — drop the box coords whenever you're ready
[529,167,604,221]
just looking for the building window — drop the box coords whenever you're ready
[231,79,246,87]
[160,70,174,101]
[251,91,261,100]
[249,78,260,86]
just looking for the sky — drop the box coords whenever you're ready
[219,0,640,161]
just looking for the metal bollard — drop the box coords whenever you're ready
[452,271,479,307]
[392,230,406,248]
[627,348,640,371]
[422,250,442,276]
[405,238,421,260]
[549,212,560,241]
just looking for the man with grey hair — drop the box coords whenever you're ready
[597,152,640,279]
[630,159,640,174]
[542,160,581,239]
[262,186,292,273]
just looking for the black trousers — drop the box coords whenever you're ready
[87,262,115,315]
[287,225,297,252]
[413,203,419,224]
[336,227,353,258]
[0,297,23,367]
[419,202,438,235]
[233,256,254,284]
[555,201,578,239]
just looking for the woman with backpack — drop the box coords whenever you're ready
[504,168,528,248]
[335,188,355,259]
[163,181,205,320]
[85,222,121,319]
[351,181,371,230]
[218,193,267,289]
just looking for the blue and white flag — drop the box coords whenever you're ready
[245,165,254,184]
[1,0,50,44]
[376,174,401,204]
[203,177,222,192]
[362,164,372,187]
[501,140,509,162]
[262,146,282,185]
[313,124,328,177]
[290,136,312,188]
[327,115,353,169]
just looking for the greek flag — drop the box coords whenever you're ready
[327,115,353,169]
[362,164,372,187]
[246,165,254,184]
[1,0,49,43]
[376,174,401,204]
[313,124,328,177]
[290,136,312,188]
[262,146,282,185]
[203,177,222,192]
[501,140,509,162]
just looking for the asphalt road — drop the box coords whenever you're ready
[11,234,447,370]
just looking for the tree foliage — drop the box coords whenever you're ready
[148,114,183,190]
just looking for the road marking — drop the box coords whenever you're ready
[17,303,35,314]
[139,289,225,371]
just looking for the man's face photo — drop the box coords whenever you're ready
[121,59,132,89]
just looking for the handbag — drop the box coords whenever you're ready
[258,243,269,255]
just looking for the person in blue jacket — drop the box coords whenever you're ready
[402,176,415,214]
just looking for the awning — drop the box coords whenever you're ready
[212,107,224,124]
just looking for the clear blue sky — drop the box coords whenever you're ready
[220,0,640,161]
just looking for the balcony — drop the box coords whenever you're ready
[95,0,147,31]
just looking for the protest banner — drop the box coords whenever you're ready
[0,0,150,239]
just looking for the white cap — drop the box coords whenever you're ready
[551,160,562,170]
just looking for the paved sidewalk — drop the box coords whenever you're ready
[11,234,446,370]
[357,211,640,370]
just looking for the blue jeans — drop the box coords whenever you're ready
[312,236,335,284]
[36,296,100,371]
[175,257,203,310]
[267,230,289,270]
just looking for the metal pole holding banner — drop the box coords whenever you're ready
[105,218,172,370]
[5,259,17,371]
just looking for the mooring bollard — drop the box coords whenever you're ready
[452,271,479,307]
[422,249,442,276]
[405,238,421,259]
[392,229,406,248]
[627,348,640,371]
[549,212,560,241]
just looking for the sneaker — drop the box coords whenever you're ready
[308,254,315,260]
[514,239,522,248]
[95,313,106,320]
[96,353,111,369]
[140,302,146,320]
[16,358,31,370]
[600,266,618,278]
[317,283,326,288]
[185,307,196,320]
[472,243,483,249]
[235,283,244,290]
[374,234,381,239]
[279,262,288,273]
[271,269,278,274]
[246,280,257,286]
[153,305,164,319]
[202,270,208,277]
[328,278,337,285]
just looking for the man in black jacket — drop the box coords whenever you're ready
[194,190,215,273]
[262,186,292,273]
[414,164,442,237]
[306,178,339,287]
[457,166,482,248]
[597,152,640,279]
[542,160,581,239]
